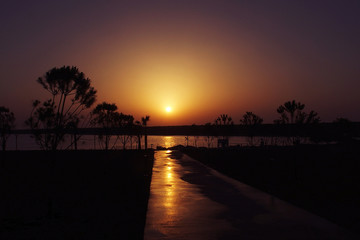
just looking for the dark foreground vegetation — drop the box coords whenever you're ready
[181,142,360,234]
[0,150,154,240]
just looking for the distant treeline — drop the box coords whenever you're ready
[12,122,360,139]
[148,122,360,139]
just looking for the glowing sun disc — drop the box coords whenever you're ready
[165,106,172,112]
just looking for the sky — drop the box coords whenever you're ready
[1,0,360,126]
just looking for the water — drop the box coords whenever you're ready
[4,134,298,150]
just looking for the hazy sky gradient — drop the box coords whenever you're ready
[1,0,360,126]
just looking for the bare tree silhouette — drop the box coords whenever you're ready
[26,66,97,150]
[0,106,15,151]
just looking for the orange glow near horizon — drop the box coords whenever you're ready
[2,1,360,127]
[92,45,259,126]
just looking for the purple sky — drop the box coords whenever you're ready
[1,0,360,126]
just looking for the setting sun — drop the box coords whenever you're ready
[165,106,172,113]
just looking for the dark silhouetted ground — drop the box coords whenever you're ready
[180,143,360,235]
[0,150,154,240]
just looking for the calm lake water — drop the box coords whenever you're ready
[5,134,295,150]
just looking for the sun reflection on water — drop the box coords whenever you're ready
[164,137,175,149]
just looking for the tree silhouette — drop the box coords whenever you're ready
[275,100,319,124]
[91,102,118,150]
[26,66,97,150]
[274,100,320,144]
[240,112,263,126]
[116,113,135,149]
[215,114,233,147]
[276,100,304,124]
[215,114,234,126]
[185,136,189,147]
[135,120,142,150]
[240,112,263,146]
[334,117,351,124]
[67,118,80,150]
[91,103,135,149]
[0,106,15,151]
[203,122,215,148]
[141,115,150,149]
[333,117,353,142]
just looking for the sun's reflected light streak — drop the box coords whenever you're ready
[164,137,175,149]
[162,151,178,218]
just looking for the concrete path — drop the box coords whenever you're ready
[144,150,355,240]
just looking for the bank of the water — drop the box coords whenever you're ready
[4,134,304,150]
[0,150,154,240]
[180,143,360,235]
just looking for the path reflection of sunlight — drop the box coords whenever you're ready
[146,151,234,239]
[164,153,177,217]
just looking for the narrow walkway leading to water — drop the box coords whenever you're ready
[144,150,354,240]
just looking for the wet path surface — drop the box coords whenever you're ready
[144,150,355,240]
